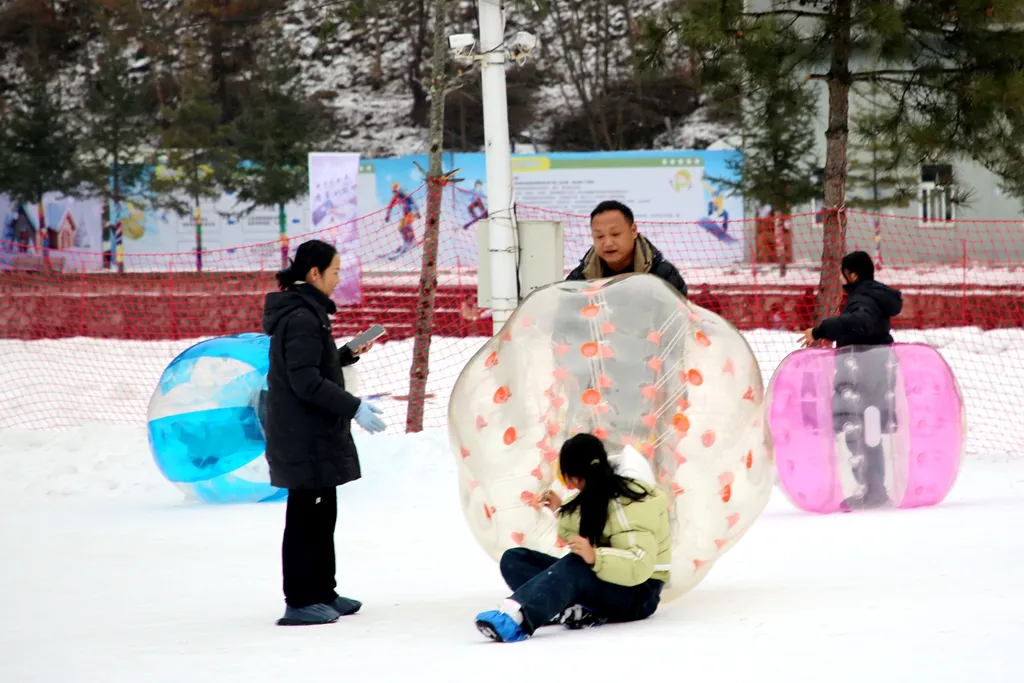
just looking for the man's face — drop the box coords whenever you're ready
[841,269,857,286]
[590,210,637,270]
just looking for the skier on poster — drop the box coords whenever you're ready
[696,181,737,243]
[463,180,488,230]
[383,182,420,260]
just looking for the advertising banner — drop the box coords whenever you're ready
[112,164,313,272]
[0,194,104,271]
[356,149,744,270]
[81,149,743,277]
[308,152,362,305]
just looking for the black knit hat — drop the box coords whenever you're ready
[841,250,875,281]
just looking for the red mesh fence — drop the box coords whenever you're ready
[0,185,1021,458]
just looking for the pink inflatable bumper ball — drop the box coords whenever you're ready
[766,343,965,514]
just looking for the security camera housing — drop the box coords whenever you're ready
[448,33,476,54]
[513,31,537,54]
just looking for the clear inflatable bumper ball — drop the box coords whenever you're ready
[448,273,774,602]
[767,343,965,514]
[147,332,286,504]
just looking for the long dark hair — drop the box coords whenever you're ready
[274,239,338,291]
[558,433,651,545]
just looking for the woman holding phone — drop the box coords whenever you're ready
[261,238,388,626]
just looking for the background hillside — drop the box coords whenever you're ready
[0,0,733,159]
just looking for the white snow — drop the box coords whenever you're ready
[1,327,1023,681]
[1,421,1023,681]
[2,328,1021,457]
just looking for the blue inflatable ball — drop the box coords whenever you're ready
[147,332,286,504]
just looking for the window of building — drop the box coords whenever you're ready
[918,164,956,222]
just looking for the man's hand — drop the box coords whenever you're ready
[567,535,596,565]
[797,328,815,348]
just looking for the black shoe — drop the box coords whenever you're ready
[331,596,362,616]
[554,604,607,630]
[839,490,891,512]
[276,603,340,626]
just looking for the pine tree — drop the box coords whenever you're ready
[643,0,1024,318]
[845,82,920,211]
[79,5,154,272]
[221,20,332,268]
[150,39,230,272]
[0,60,82,212]
[706,17,820,221]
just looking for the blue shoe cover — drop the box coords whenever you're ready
[475,609,528,642]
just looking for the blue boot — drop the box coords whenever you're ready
[331,596,362,616]
[276,603,340,626]
[475,610,528,642]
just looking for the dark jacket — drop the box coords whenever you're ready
[566,234,688,298]
[812,279,903,348]
[261,284,362,490]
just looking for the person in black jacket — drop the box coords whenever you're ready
[798,251,903,349]
[262,239,387,626]
[565,200,688,298]
[798,251,904,511]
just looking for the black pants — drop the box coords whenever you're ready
[282,488,338,608]
[832,346,896,502]
[500,547,663,634]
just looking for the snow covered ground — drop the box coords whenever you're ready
[2,328,1022,456]
[0,424,1022,682]
[1,327,1023,682]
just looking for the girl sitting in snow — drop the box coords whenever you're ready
[475,433,672,642]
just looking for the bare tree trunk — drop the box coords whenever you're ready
[549,0,601,148]
[406,0,447,432]
[407,0,430,124]
[460,97,467,150]
[818,0,852,321]
[370,0,383,91]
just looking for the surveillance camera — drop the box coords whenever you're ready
[513,31,538,54]
[448,33,476,55]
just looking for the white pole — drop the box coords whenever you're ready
[478,0,518,335]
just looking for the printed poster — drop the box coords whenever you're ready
[111,165,315,272]
[0,194,104,271]
[355,153,478,270]
[356,149,744,271]
[308,152,362,305]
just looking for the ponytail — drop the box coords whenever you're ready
[274,265,296,291]
[557,433,651,546]
[275,239,338,291]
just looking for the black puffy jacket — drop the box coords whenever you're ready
[565,234,688,298]
[261,284,362,490]
[812,279,904,348]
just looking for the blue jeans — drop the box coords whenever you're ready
[499,547,663,634]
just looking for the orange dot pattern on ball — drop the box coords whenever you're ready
[449,275,771,606]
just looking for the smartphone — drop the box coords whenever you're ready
[345,324,386,351]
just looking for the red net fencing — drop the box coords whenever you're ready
[1,185,1022,458]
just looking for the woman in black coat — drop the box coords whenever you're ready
[261,239,387,626]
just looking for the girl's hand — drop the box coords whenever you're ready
[353,341,374,357]
[539,490,562,511]
[567,535,596,565]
